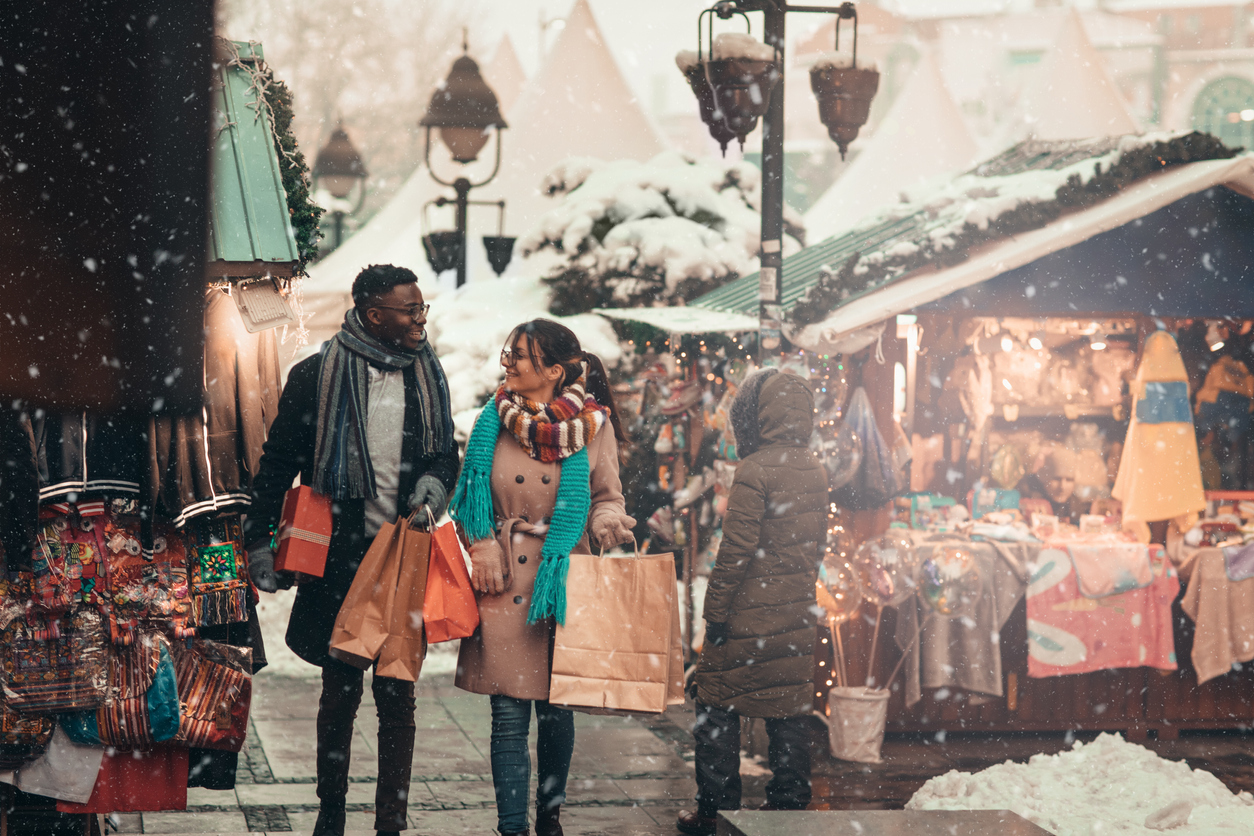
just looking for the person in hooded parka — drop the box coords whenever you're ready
[677,370,829,835]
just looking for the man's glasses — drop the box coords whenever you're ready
[373,303,430,319]
[500,347,532,368]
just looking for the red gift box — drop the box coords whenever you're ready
[275,485,332,577]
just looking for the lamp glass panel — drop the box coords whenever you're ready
[320,174,359,199]
[440,126,490,163]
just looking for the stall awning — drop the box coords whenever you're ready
[593,306,759,335]
[208,41,300,277]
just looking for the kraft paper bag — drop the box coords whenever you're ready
[375,522,431,682]
[424,522,479,644]
[549,548,683,714]
[328,520,406,670]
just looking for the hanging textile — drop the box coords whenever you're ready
[833,387,902,511]
[1112,331,1206,542]
[186,516,249,627]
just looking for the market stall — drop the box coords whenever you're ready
[0,38,310,828]
[689,131,1254,738]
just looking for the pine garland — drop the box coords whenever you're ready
[788,131,1239,328]
[260,71,322,275]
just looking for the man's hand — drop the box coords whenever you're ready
[469,538,507,595]
[247,543,279,593]
[591,513,637,550]
[704,621,729,648]
[407,475,448,526]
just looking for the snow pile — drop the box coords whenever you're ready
[711,32,775,63]
[908,733,1254,835]
[522,151,801,313]
[424,273,622,430]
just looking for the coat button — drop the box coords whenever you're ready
[513,595,523,604]
[520,514,529,522]
[541,475,551,484]
[518,555,527,564]
[515,474,525,484]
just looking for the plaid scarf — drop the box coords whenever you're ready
[313,309,453,500]
[494,374,607,464]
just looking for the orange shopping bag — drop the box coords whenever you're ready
[424,522,479,643]
[374,519,431,682]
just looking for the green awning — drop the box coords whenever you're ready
[208,40,299,276]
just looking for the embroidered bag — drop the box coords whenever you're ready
[186,516,249,627]
[149,523,195,639]
[31,503,108,619]
[101,511,151,645]
[174,638,251,752]
[1,608,108,713]
[60,630,181,747]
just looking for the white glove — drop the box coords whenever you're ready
[591,513,637,550]
[469,538,508,595]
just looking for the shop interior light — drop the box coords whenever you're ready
[1090,337,1107,351]
[1000,335,1014,352]
[1207,321,1226,352]
[1028,336,1044,350]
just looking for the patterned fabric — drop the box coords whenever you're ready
[494,374,606,464]
[1,608,108,713]
[62,631,180,748]
[313,308,454,500]
[149,523,195,638]
[174,639,251,752]
[31,502,109,620]
[187,516,248,627]
[0,695,52,768]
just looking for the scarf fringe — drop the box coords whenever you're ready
[190,587,248,627]
[528,553,569,626]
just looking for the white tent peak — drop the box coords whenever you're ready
[804,50,977,245]
[1012,7,1140,143]
[485,34,527,118]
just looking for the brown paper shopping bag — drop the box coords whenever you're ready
[423,521,479,643]
[328,518,407,670]
[375,522,431,682]
[549,546,683,714]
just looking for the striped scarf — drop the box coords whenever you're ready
[495,374,607,463]
[312,309,454,500]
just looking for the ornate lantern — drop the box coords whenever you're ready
[420,48,507,164]
[810,3,879,160]
[677,7,780,154]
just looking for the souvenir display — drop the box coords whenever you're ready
[186,516,250,627]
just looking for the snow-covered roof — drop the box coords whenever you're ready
[594,305,759,335]
[485,35,527,118]
[803,51,978,245]
[691,132,1252,343]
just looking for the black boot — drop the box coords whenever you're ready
[312,805,345,836]
[535,803,564,836]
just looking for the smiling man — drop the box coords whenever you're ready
[244,264,458,836]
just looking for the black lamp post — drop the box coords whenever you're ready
[420,42,510,287]
[312,122,368,251]
[680,1,878,359]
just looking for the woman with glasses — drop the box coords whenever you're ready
[449,319,635,836]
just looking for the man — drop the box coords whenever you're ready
[678,370,828,835]
[245,265,458,836]
[1020,448,1086,524]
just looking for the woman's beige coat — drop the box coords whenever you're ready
[455,427,626,700]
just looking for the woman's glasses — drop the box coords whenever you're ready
[500,347,532,368]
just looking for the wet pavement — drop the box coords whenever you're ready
[105,673,1254,835]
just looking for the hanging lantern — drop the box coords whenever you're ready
[810,3,879,160]
[676,9,780,155]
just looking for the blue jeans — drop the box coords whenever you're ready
[489,695,575,833]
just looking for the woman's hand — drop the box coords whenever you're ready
[591,513,637,550]
[469,538,507,595]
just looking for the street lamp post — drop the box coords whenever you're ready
[420,41,509,288]
[680,1,878,362]
[311,122,368,251]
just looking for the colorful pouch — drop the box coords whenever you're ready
[1,608,108,714]
[174,638,251,752]
[186,517,248,627]
[60,630,180,747]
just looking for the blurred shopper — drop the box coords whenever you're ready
[678,370,828,835]
[246,265,458,836]
[451,319,635,836]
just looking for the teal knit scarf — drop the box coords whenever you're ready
[449,399,590,625]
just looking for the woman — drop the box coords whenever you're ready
[450,319,635,836]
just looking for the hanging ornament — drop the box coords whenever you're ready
[852,531,919,609]
[914,545,983,618]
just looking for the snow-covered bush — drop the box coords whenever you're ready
[519,151,803,316]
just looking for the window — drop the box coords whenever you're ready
[1192,76,1254,150]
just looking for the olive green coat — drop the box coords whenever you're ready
[696,373,828,718]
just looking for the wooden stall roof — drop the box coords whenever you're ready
[691,133,1254,337]
[208,40,299,276]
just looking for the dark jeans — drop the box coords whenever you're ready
[317,658,416,831]
[489,695,575,833]
[692,702,811,816]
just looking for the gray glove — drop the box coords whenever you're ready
[247,543,278,593]
[407,475,448,526]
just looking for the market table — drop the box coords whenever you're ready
[717,810,1051,836]
[1179,546,1254,683]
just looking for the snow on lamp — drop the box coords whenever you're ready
[810,3,879,160]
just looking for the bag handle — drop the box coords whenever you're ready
[404,505,438,531]
[599,534,641,559]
